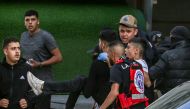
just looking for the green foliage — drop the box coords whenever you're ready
[0,3,145,80]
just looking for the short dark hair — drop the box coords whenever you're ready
[108,40,125,57]
[99,28,117,43]
[128,37,147,56]
[3,37,19,49]
[24,9,39,18]
[109,40,124,49]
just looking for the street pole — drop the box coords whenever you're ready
[144,0,153,33]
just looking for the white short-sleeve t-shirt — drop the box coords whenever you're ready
[136,59,148,73]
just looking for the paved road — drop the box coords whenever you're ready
[51,95,95,109]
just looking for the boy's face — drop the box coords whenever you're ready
[125,42,137,60]
[119,25,138,44]
[4,42,21,64]
[24,15,39,33]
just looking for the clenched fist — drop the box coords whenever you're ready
[19,99,28,109]
[0,98,9,108]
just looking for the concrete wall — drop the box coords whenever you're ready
[152,0,190,36]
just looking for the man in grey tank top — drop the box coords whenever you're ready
[20,10,63,109]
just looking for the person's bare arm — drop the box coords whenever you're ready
[30,48,62,68]
[144,72,152,87]
[40,48,62,66]
[100,83,119,109]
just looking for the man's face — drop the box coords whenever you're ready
[4,42,21,64]
[119,25,138,44]
[24,15,39,33]
[125,42,137,60]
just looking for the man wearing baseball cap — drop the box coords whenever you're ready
[119,15,138,44]
[118,14,158,66]
[118,14,157,103]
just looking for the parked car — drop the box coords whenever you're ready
[146,81,190,109]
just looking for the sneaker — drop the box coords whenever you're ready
[27,71,44,95]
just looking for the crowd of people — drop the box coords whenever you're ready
[0,9,190,109]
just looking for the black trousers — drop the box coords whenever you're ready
[66,82,114,109]
[43,75,86,94]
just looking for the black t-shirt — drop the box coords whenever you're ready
[110,61,130,94]
[110,60,146,109]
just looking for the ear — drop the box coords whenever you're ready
[3,48,8,56]
[101,41,106,49]
[135,47,140,55]
[134,28,138,36]
[37,20,40,25]
[124,47,128,53]
[24,21,27,26]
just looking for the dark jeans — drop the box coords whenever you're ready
[66,82,114,109]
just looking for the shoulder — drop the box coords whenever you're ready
[94,59,107,64]
[18,58,32,69]
[21,31,29,39]
[136,59,148,72]
[21,31,28,36]
[136,59,148,67]
[40,29,54,38]
[129,60,141,67]
[0,64,5,78]
[40,29,56,42]
[92,60,109,69]
[161,49,173,57]
[112,63,122,69]
[0,63,4,70]
[137,29,149,40]
[160,48,180,62]
[112,61,130,72]
[110,64,120,73]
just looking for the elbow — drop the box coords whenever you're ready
[145,81,152,88]
[111,90,119,98]
[110,83,120,97]
[144,72,152,87]
[58,55,63,62]
[55,54,63,63]
[114,91,119,97]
